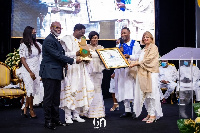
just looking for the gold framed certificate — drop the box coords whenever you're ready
[96,48,130,69]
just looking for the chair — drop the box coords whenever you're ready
[0,62,25,99]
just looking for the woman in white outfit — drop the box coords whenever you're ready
[85,31,105,118]
[19,26,42,118]
[109,72,119,111]
[109,39,120,111]
[129,31,163,123]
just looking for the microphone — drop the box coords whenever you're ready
[65,67,67,77]
[119,37,124,44]
[118,38,124,54]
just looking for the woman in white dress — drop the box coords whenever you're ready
[19,26,42,118]
[109,72,119,111]
[109,39,120,111]
[85,31,105,118]
[129,31,163,123]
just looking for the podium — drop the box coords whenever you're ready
[160,47,200,119]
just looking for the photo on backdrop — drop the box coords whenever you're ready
[11,0,155,40]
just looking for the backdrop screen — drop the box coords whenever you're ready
[11,0,155,39]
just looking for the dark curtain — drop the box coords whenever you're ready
[0,0,12,62]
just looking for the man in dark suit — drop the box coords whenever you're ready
[39,21,82,130]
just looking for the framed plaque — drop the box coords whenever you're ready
[96,48,129,69]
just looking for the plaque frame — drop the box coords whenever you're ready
[96,47,130,69]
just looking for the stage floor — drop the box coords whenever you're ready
[0,98,179,133]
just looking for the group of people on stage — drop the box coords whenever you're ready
[109,28,163,123]
[109,38,200,120]
[18,22,106,130]
[17,21,200,130]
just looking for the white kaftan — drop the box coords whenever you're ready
[60,35,94,113]
[114,40,141,102]
[159,65,177,99]
[177,65,200,101]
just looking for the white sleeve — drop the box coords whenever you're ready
[90,51,99,58]
[159,67,162,81]
[193,66,200,82]
[137,0,153,12]
[126,0,153,12]
[177,68,181,81]
[60,36,76,58]
[19,43,28,58]
[65,51,76,58]
[130,42,141,60]
[171,66,177,82]
[36,42,42,63]
[125,3,135,11]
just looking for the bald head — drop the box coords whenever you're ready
[51,21,61,27]
[50,21,62,36]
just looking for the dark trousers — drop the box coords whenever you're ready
[42,78,61,123]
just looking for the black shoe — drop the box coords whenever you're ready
[21,108,28,118]
[64,122,71,126]
[29,109,37,119]
[54,121,69,126]
[44,123,56,130]
[30,115,37,119]
[120,112,132,118]
[132,112,137,119]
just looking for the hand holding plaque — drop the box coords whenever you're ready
[127,60,138,79]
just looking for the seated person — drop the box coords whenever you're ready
[159,60,177,103]
[177,60,200,118]
[195,80,200,102]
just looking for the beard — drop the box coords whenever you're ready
[51,30,61,37]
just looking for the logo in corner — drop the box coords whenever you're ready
[93,118,106,129]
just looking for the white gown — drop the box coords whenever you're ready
[133,49,163,119]
[84,45,105,118]
[19,42,42,97]
[109,78,115,93]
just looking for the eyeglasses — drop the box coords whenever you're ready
[53,26,63,30]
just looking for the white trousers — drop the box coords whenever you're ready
[145,98,156,116]
[160,82,177,99]
[124,99,134,112]
[64,107,80,119]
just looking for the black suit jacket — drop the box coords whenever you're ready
[39,33,74,80]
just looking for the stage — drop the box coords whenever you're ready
[0,98,179,133]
